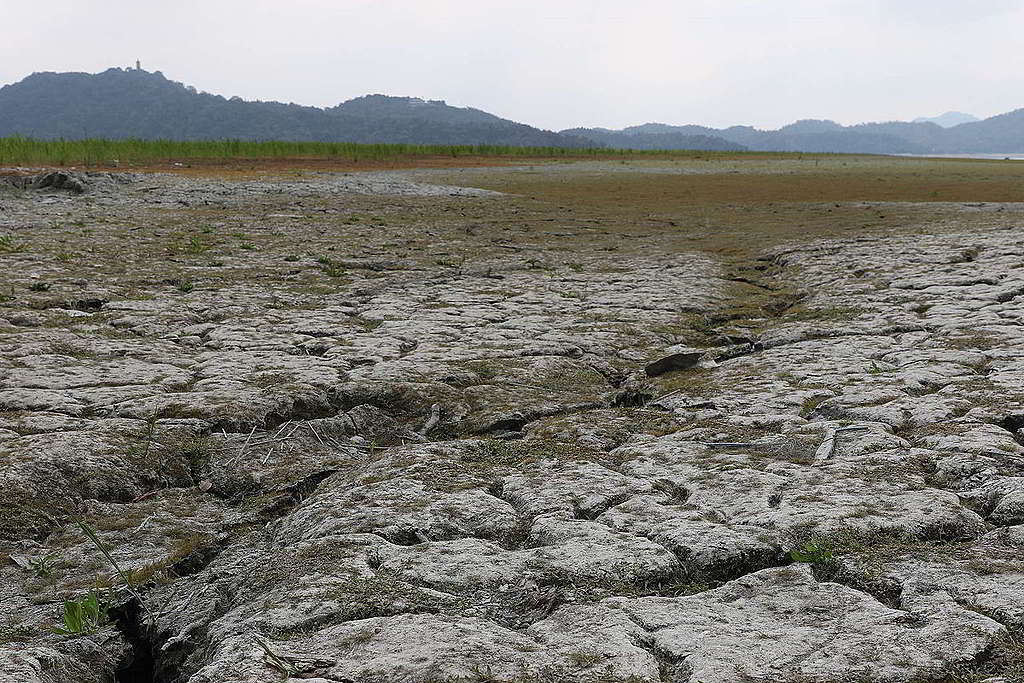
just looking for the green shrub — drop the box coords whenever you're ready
[53,588,106,635]
[789,540,835,564]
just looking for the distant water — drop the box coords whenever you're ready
[895,153,1024,160]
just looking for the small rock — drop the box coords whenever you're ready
[645,345,705,376]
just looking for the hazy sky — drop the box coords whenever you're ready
[4,0,1023,131]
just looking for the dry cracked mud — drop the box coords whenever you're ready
[2,157,1024,682]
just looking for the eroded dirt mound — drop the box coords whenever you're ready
[0,170,139,194]
[1,161,1023,682]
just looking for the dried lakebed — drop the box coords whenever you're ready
[1,163,1024,682]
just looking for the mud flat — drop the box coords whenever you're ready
[2,156,1024,682]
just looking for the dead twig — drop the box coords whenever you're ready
[650,388,687,404]
[813,426,871,464]
[240,435,298,449]
[239,425,257,457]
[346,443,391,451]
[306,422,326,447]
[255,637,298,677]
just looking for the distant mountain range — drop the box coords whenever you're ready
[566,113,1024,154]
[0,68,1022,154]
[912,111,980,128]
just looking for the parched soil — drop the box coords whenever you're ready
[2,157,1024,682]
[1,152,769,180]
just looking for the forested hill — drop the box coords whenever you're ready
[0,68,593,147]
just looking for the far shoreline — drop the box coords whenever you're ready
[894,152,1024,160]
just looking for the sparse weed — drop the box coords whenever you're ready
[73,518,156,625]
[174,278,195,293]
[48,341,96,358]
[29,554,60,579]
[350,315,383,331]
[0,624,38,645]
[799,395,829,418]
[525,257,551,270]
[166,435,214,481]
[0,235,25,253]
[185,235,210,254]
[435,255,467,271]
[250,371,300,388]
[781,305,865,323]
[137,413,160,464]
[317,256,347,277]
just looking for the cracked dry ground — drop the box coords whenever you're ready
[2,157,1024,683]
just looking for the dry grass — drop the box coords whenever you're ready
[459,156,1024,257]
[8,155,1024,313]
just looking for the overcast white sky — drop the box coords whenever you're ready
[3,0,1023,131]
